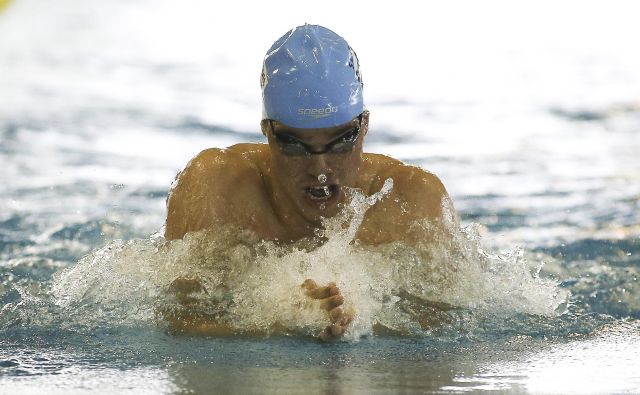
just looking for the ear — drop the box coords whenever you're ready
[361,110,370,136]
[260,119,270,137]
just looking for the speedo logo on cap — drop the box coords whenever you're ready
[298,106,338,119]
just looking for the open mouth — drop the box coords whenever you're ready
[305,184,339,201]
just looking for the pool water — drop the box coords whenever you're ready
[2,0,640,393]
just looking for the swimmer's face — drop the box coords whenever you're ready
[262,111,368,224]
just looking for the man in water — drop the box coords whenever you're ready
[164,25,456,340]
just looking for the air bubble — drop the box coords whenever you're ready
[318,173,327,183]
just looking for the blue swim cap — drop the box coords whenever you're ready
[261,24,364,129]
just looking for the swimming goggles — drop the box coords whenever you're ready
[271,113,363,156]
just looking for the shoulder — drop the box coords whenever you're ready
[170,144,268,197]
[164,144,268,239]
[362,153,451,220]
[363,154,447,203]
[357,154,457,245]
[180,144,267,179]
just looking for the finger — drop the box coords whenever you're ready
[331,311,352,330]
[306,283,339,299]
[320,294,344,311]
[329,307,343,323]
[340,312,353,327]
[301,279,318,290]
[327,283,340,296]
[329,323,345,337]
[318,324,344,340]
[318,326,332,342]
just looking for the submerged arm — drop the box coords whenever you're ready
[160,277,238,336]
[162,278,351,341]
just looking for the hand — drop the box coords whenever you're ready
[301,279,353,341]
[168,277,206,306]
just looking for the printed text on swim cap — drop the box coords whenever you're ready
[298,106,338,120]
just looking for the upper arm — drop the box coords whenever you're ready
[164,149,228,240]
[393,166,458,245]
[360,164,457,245]
[392,166,454,224]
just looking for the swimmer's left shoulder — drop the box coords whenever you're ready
[372,157,451,220]
[364,154,446,197]
[357,157,455,244]
[389,164,446,195]
[362,152,405,168]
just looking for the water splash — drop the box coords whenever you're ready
[6,178,570,339]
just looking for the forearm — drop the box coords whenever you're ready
[165,312,238,336]
[163,308,290,337]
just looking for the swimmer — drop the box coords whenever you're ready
[163,25,457,340]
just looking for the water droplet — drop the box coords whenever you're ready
[318,173,327,183]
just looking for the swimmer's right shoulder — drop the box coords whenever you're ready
[165,144,268,240]
[171,144,267,201]
[183,143,268,177]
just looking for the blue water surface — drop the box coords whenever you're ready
[2,0,640,393]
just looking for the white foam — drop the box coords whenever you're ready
[50,180,568,339]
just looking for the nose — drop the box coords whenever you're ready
[306,153,333,179]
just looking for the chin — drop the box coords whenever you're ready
[298,186,344,223]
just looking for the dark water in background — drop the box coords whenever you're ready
[2,0,640,393]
